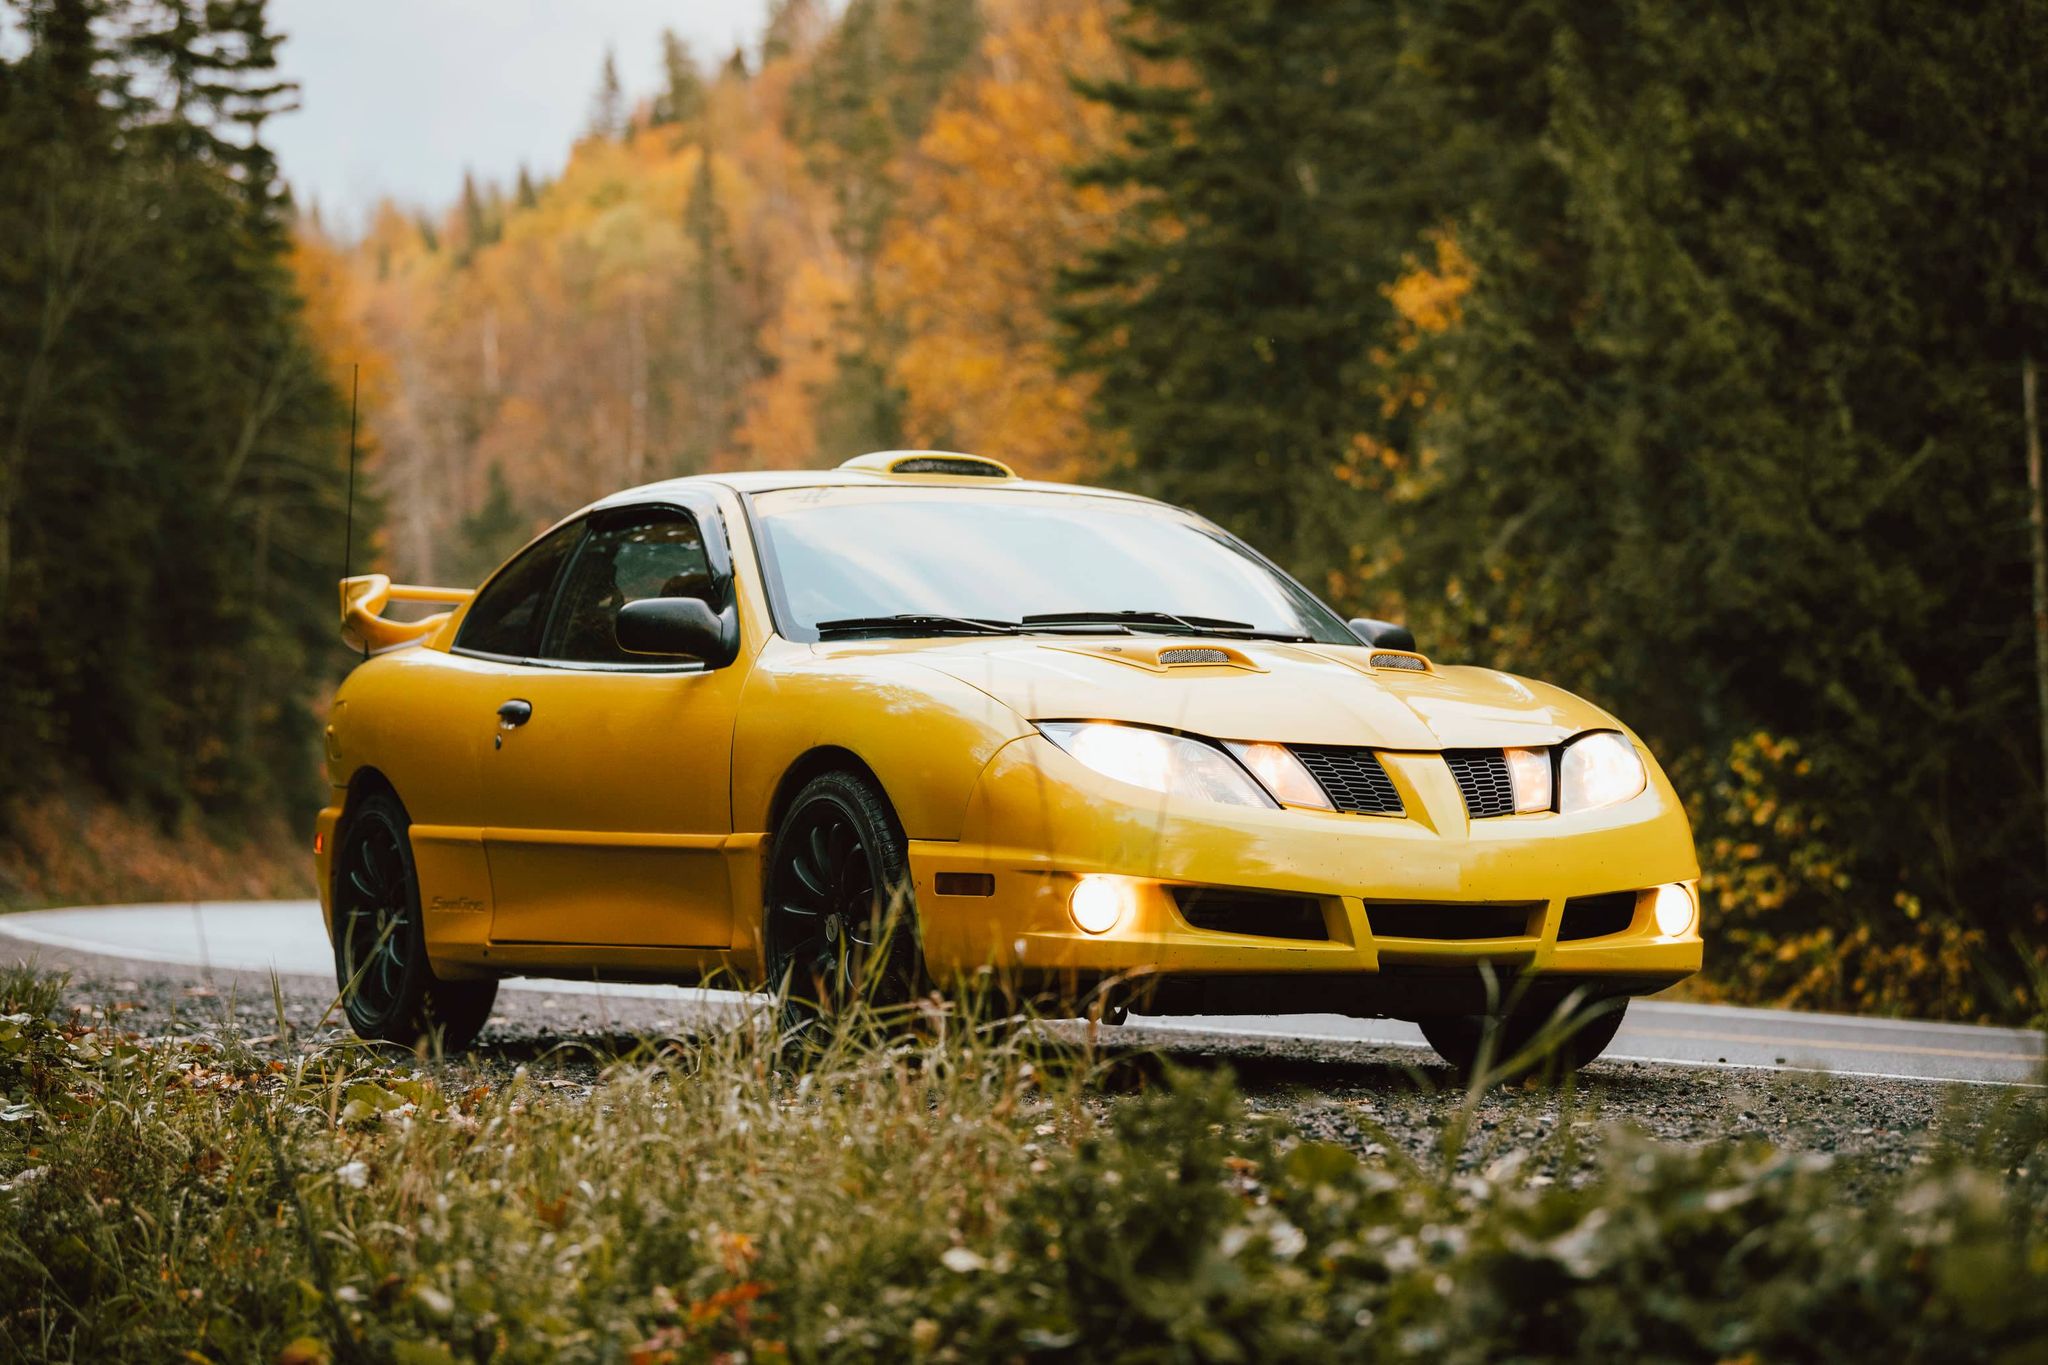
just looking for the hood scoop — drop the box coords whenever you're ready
[1041,640,1266,674]
[1301,644,1435,677]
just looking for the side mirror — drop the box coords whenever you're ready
[616,597,741,667]
[1347,617,1416,652]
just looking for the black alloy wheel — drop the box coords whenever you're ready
[1418,999,1629,1082]
[333,790,497,1051]
[765,770,921,1027]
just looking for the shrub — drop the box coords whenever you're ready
[1685,732,2048,1022]
[1,967,2043,1361]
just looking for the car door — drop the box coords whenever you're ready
[398,515,590,938]
[477,495,744,948]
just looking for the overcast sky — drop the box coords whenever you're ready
[268,1,773,232]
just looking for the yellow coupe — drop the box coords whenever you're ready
[317,452,1701,1070]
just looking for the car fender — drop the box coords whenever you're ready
[731,638,1035,841]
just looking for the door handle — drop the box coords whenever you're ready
[495,699,532,748]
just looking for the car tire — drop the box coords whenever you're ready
[332,790,497,1052]
[764,769,922,1030]
[1418,999,1628,1081]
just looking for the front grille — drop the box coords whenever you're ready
[1558,891,1638,941]
[1370,652,1427,671]
[1444,749,1516,818]
[1172,887,1329,941]
[1159,647,1230,664]
[1288,745,1405,816]
[1365,902,1540,940]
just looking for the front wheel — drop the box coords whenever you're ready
[1419,999,1628,1081]
[333,791,497,1052]
[764,770,921,1030]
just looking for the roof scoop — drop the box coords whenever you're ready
[840,450,1018,479]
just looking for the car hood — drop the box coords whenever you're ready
[880,638,1617,749]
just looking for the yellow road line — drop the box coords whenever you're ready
[1629,1025,2044,1065]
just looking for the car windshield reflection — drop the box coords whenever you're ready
[752,487,1353,643]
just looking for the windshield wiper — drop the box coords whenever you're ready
[1020,609,1312,642]
[814,613,1024,639]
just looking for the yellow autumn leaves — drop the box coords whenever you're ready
[301,0,1139,578]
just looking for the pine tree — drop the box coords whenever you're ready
[588,48,628,140]
[1065,0,2048,1009]
[651,31,706,127]
[1373,0,2048,998]
[0,0,353,819]
[1060,0,1417,568]
[762,0,827,62]
[679,139,753,464]
[457,169,497,262]
[787,0,988,457]
[453,463,529,586]
[0,0,122,631]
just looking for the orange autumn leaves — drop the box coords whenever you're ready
[724,0,1136,481]
[303,0,1135,581]
[877,0,1131,481]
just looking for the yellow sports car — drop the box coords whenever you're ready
[317,451,1701,1069]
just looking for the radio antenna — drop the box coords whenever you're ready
[343,364,367,659]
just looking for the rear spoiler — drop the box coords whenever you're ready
[339,574,473,653]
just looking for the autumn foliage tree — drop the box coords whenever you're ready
[329,0,1119,574]
[879,0,1130,480]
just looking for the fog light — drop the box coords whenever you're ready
[1070,875,1137,935]
[1652,883,1695,936]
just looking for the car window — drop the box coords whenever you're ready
[539,507,713,665]
[750,487,1355,644]
[454,519,584,659]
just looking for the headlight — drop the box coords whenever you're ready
[1223,741,1332,810]
[1558,731,1646,813]
[1038,722,1277,809]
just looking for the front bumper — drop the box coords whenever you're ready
[910,735,1703,1016]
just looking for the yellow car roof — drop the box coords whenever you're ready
[589,450,1160,512]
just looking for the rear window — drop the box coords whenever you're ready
[454,520,583,658]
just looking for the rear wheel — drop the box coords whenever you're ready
[1419,1000,1628,1081]
[333,791,497,1052]
[764,770,921,1030]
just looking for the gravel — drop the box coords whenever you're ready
[16,943,2037,1190]
[1109,1024,2030,1189]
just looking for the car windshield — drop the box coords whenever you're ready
[750,485,1356,643]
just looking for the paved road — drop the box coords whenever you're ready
[2,900,2041,1087]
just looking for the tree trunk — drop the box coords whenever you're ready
[2026,353,2048,890]
[627,294,649,484]
[0,480,13,626]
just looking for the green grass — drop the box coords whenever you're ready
[2,965,2045,1363]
